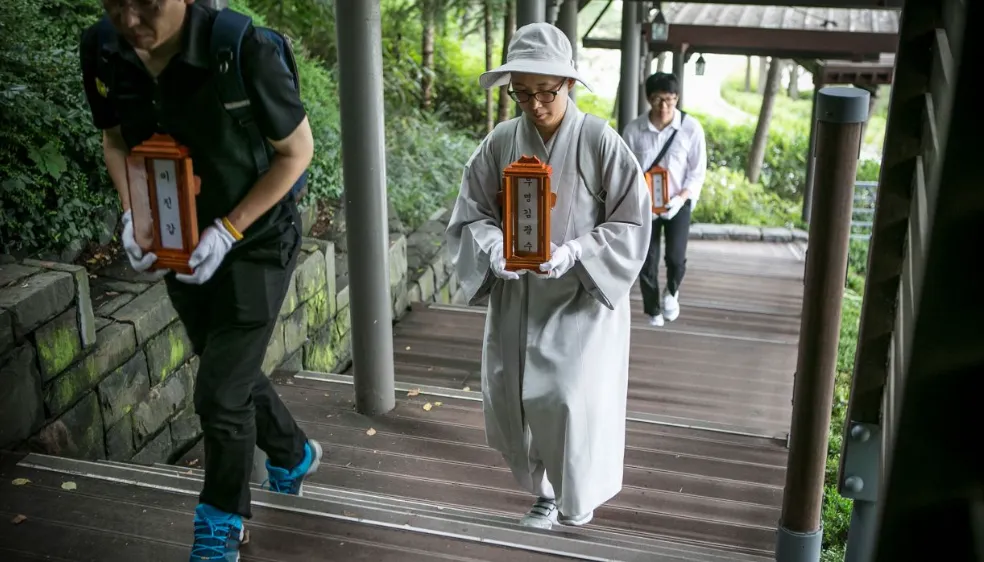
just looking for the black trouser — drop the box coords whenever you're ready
[165,219,308,519]
[639,200,692,316]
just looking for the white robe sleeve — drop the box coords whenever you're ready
[446,134,504,305]
[572,129,653,310]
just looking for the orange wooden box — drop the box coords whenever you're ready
[126,134,201,274]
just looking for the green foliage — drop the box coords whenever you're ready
[687,109,810,202]
[385,110,475,230]
[241,0,481,230]
[575,88,616,126]
[0,0,115,255]
[693,167,802,228]
[720,74,888,165]
[822,289,863,559]
[228,0,344,205]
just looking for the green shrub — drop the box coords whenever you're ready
[822,289,863,559]
[687,110,810,203]
[0,0,114,255]
[384,110,476,230]
[240,0,481,231]
[229,0,344,206]
[692,166,802,228]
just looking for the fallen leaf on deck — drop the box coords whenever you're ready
[405,346,411,350]
[462,386,471,392]
[11,478,30,486]
[407,388,420,397]
[105,291,119,296]
[61,481,77,491]
[342,510,359,518]
[366,428,376,436]
[422,402,433,411]
[188,459,199,467]
[434,402,442,407]
[11,514,26,524]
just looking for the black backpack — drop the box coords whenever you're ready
[93,8,308,200]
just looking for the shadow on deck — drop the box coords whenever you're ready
[1,239,805,561]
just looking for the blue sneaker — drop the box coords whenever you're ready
[189,503,244,562]
[263,439,323,495]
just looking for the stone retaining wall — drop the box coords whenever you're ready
[0,233,408,465]
[404,209,467,306]
[689,223,809,243]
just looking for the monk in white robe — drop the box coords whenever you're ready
[446,23,652,529]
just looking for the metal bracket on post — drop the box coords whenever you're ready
[841,422,881,562]
[840,422,881,503]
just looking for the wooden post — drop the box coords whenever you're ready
[777,87,870,562]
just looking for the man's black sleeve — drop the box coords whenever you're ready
[240,28,307,142]
[79,25,121,131]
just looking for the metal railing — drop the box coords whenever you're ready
[851,181,877,240]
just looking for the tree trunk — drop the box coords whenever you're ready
[787,61,799,98]
[757,56,769,93]
[484,0,495,133]
[497,0,516,123]
[420,0,436,110]
[747,57,782,184]
[744,56,752,92]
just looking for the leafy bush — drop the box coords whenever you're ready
[385,110,476,230]
[822,289,863,560]
[229,0,344,205]
[0,0,115,255]
[693,166,802,228]
[240,0,481,231]
[687,109,810,203]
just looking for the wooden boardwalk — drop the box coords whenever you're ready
[2,239,806,561]
[319,239,805,557]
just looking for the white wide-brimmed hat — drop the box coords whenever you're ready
[479,22,591,91]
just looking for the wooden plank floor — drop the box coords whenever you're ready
[284,240,804,557]
[364,240,804,438]
[268,379,787,557]
[0,452,568,562]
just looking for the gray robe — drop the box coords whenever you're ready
[446,100,651,516]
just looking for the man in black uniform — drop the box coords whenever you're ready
[80,1,321,560]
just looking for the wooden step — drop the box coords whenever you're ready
[238,378,787,558]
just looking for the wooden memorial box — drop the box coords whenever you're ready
[125,133,201,274]
[645,165,670,214]
[500,156,557,272]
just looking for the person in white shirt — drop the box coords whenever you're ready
[621,72,707,327]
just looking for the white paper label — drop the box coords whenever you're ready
[516,177,539,254]
[651,173,665,207]
[152,159,183,250]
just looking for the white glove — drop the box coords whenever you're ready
[120,209,158,272]
[660,196,686,220]
[174,218,237,285]
[490,241,521,281]
[538,240,582,279]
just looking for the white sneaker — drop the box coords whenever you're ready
[559,510,594,527]
[519,497,558,529]
[648,314,664,327]
[662,291,680,322]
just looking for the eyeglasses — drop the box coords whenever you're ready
[508,79,568,104]
[650,95,678,107]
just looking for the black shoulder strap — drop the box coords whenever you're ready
[210,8,270,175]
[646,109,687,171]
[576,113,609,206]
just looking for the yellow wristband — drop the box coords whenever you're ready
[222,216,244,241]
